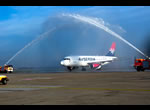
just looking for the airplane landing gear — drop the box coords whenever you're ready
[81,67,86,71]
[67,66,75,72]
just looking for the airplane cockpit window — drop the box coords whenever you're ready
[63,58,70,60]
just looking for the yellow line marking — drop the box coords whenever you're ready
[58,87,150,92]
[1,86,150,92]
[0,85,62,89]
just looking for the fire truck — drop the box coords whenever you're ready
[134,58,150,71]
[0,65,13,73]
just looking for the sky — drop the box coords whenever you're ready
[0,6,150,71]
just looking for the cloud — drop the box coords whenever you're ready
[80,6,150,23]
[0,6,54,37]
[0,17,44,37]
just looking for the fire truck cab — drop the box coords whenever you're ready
[0,65,13,73]
[134,58,150,72]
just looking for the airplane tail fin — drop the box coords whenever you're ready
[106,42,116,56]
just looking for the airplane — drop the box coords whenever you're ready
[60,42,117,71]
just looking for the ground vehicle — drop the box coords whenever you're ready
[134,58,150,71]
[0,65,13,73]
[0,75,9,85]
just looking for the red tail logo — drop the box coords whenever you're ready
[109,42,116,53]
[106,42,116,56]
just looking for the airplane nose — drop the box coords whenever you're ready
[60,61,64,65]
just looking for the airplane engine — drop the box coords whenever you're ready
[89,63,102,70]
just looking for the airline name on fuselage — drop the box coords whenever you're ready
[78,57,96,61]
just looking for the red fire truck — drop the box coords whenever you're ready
[0,65,13,73]
[134,58,150,71]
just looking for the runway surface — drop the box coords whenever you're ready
[0,71,150,105]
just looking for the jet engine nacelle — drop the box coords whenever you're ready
[89,63,102,70]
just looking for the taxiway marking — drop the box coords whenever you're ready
[1,85,150,92]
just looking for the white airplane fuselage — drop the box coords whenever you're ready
[60,56,117,67]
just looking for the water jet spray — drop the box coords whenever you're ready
[63,13,149,59]
[5,27,56,65]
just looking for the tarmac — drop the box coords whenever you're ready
[0,71,150,105]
